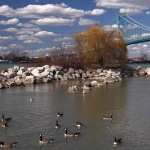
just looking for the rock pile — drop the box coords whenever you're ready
[0,65,122,90]
[134,66,150,77]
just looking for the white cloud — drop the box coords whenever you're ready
[0,5,14,17]
[146,11,150,15]
[35,31,58,37]
[16,35,30,41]
[4,27,18,33]
[95,0,148,9]
[119,8,143,15]
[17,34,42,44]
[32,17,75,26]
[0,46,8,51]
[16,4,85,18]
[8,44,24,50]
[0,36,13,40]
[89,9,106,16]
[23,37,42,44]
[95,0,149,14]
[79,18,99,26]
[0,4,105,19]
[16,27,41,35]
[54,36,73,42]
[104,24,118,30]
[17,23,36,28]
[0,18,19,25]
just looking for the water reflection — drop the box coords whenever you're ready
[0,78,150,149]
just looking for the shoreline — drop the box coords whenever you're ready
[0,65,122,92]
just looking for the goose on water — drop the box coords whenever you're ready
[113,137,122,146]
[102,113,113,121]
[75,121,85,129]
[64,128,80,138]
[56,112,63,118]
[0,141,17,148]
[55,120,61,129]
[39,134,54,145]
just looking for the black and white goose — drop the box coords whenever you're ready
[113,137,122,146]
[102,113,113,121]
[75,121,85,129]
[0,141,17,148]
[64,128,80,138]
[56,112,63,118]
[39,134,54,145]
[55,120,61,129]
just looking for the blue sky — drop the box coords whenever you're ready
[0,0,150,57]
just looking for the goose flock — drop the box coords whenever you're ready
[0,110,123,149]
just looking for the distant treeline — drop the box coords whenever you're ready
[0,25,127,68]
[0,51,31,63]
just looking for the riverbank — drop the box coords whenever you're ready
[0,65,121,91]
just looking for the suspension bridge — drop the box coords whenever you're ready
[117,15,150,45]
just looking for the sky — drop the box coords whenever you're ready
[0,0,150,57]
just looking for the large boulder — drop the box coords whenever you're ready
[90,80,99,87]
[0,83,3,89]
[31,68,40,77]
[14,76,23,86]
[17,69,24,76]
[23,76,34,84]
[6,79,15,87]
[145,67,150,76]
[138,68,146,76]
[40,70,50,77]
[7,68,16,78]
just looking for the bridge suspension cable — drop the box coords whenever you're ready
[117,14,150,45]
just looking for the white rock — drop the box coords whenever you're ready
[50,65,57,71]
[91,80,98,87]
[27,67,35,72]
[0,83,3,89]
[17,69,24,76]
[145,68,150,76]
[31,69,40,77]
[43,65,50,69]
[40,70,50,77]
[14,76,23,85]
[24,76,34,84]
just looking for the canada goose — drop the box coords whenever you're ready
[39,134,54,145]
[55,120,61,129]
[64,128,80,138]
[0,141,17,148]
[75,121,84,129]
[102,113,113,121]
[39,134,49,144]
[56,112,63,118]
[0,122,8,128]
[113,137,122,145]
[1,114,12,123]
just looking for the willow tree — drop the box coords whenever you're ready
[74,25,106,65]
[74,25,127,68]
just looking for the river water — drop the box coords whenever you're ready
[0,77,150,150]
